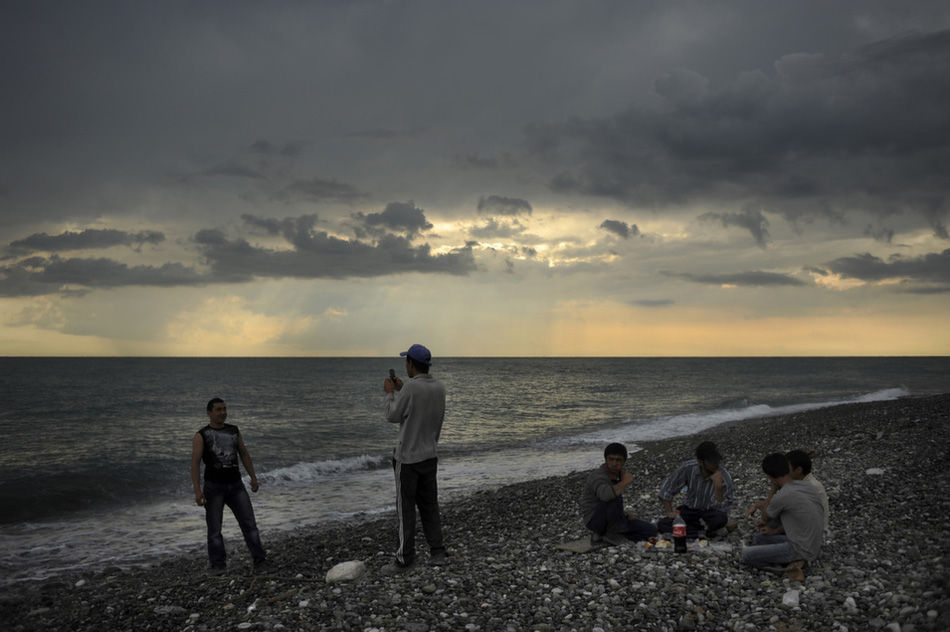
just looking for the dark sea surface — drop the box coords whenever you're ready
[0,356,947,584]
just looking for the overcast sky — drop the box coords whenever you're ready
[2,1,949,356]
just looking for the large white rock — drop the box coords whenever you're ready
[782,589,800,607]
[325,560,367,583]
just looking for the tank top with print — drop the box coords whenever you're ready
[198,423,243,483]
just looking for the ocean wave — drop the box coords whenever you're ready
[556,387,911,446]
[717,396,752,409]
[259,454,388,484]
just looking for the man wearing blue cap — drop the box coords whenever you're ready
[382,343,447,573]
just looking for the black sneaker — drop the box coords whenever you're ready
[253,559,276,575]
[209,565,227,576]
[429,550,447,566]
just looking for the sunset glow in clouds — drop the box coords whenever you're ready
[1,1,949,356]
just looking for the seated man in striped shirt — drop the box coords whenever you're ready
[656,441,735,538]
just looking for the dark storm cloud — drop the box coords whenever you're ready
[202,161,266,180]
[469,219,527,240]
[249,139,302,157]
[898,284,950,294]
[344,128,426,141]
[822,249,950,283]
[864,225,896,244]
[932,218,950,240]
[241,214,284,236]
[0,255,204,297]
[241,214,337,245]
[700,209,770,247]
[599,220,640,240]
[528,29,950,228]
[477,195,533,216]
[458,154,498,169]
[8,229,165,254]
[196,215,475,280]
[455,152,518,170]
[663,270,806,287]
[630,298,675,307]
[273,177,366,204]
[352,202,434,237]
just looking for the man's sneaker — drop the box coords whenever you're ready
[590,532,604,544]
[604,532,628,546]
[253,559,276,575]
[429,550,447,566]
[758,564,787,575]
[209,565,227,576]
[380,561,414,576]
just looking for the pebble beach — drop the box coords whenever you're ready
[2,393,947,632]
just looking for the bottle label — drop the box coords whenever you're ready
[673,524,686,538]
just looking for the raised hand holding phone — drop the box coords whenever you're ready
[385,368,402,392]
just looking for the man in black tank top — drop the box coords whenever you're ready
[190,397,272,575]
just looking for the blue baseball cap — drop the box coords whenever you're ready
[400,343,432,366]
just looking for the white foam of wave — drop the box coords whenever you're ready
[851,387,908,403]
[559,387,911,446]
[260,454,387,484]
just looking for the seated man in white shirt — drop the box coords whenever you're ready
[745,449,830,534]
[741,452,825,579]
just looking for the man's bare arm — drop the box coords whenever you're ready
[237,432,260,492]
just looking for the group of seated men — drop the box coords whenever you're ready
[579,440,828,578]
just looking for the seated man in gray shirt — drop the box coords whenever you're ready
[579,443,658,544]
[657,441,735,538]
[741,452,825,577]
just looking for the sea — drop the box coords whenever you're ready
[0,357,947,585]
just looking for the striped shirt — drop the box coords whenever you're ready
[658,460,735,513]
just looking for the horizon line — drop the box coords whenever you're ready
[1,354,947,360]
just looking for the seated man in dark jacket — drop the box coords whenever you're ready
[579,443,658,544]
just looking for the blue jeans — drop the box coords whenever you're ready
[741,533,800,567]
[203,480,266,567]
